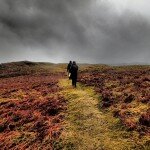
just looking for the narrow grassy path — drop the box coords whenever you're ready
[56,79,147,150]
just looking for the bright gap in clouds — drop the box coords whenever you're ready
[107,0,150,17]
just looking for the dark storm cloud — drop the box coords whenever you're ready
[0,0,150,63]
[0,0,89,44]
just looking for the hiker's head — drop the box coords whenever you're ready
[73,61,76,65]
[69,61,72,64]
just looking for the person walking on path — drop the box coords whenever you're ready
[67,61,72,79]
[70,61,78,87]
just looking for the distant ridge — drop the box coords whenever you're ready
[108,62,150,66]
[0,60,54,66]
[0,60,149,66]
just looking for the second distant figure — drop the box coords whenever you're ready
[70,61,78,88]
[67,61,72,79]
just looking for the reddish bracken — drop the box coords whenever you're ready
[122,118,137,131]
[0,63,66,149]
[78,66,150,135]
[139,109,150,127]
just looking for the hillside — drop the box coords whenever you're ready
[0,61,66,149]
[0,61,149,150]
[79,64,150,133]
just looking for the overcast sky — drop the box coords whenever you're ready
[0,0,150,64]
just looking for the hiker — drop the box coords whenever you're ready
[67,61,72,79]
[70,61,78,87]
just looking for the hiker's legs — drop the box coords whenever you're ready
[72,78,77,87]
[74,78,77,87]
[72,78,76,87]
[72,79,74,86]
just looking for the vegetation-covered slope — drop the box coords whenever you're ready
[78,65,150,139]
[0,61,66,149]
[0,61,149,149]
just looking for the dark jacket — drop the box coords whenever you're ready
[70,64,78,79]
[67,62,72,73]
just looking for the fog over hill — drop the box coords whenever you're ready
[0,0,150,64]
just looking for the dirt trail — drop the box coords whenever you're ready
[57,79,140,150]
